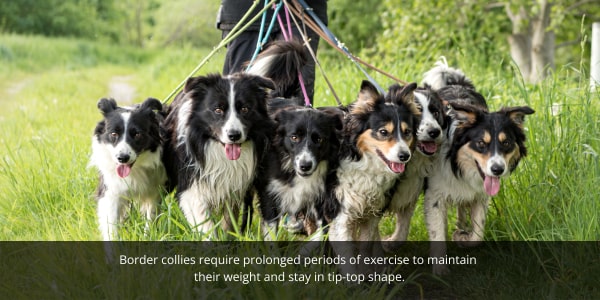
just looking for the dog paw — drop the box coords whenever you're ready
[453,230,482,248]
[452,229,470,241]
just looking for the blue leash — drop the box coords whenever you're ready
[246,2,284,71]
[294,0,386,95]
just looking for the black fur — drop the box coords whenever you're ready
[254,103,343,234]
[163,73,275,191]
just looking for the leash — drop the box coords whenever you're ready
[282,0,342,107]
[162,0,278,105]
[277,2,312,107]
[246,1,284,71]
[290,0,407,90]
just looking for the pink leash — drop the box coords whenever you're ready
[277,4,312,107]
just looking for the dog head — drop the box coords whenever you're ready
[273,107,343,177]
[94,97,163,178]
[413,89,447,156]
[176,73,275,160]
[345,81,420,174]
[449,103,535,196]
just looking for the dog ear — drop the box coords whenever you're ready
[449,102,483,127]
[328,112,344,132]
[387,82,417,102]
[351,80,381,115]
[140,97,163,112]
[500,106,535,128]
[272,109,292,126]
[390,82,420,117]
[248,74,276,91]
[183,74,222,93]
[318,106,346,132]
[97,98,117,115]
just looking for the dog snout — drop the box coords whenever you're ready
[428,128,441,139]
[117,153,131,163]
[490,163,505,176]
[227,130,242,142]
[299,160,313,173]
[398,151,411,163]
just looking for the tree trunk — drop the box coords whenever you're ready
[529,0,554,83]
[508,33,532,82]
[506,1,555,84]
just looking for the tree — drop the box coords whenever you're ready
[374,0,598,84]
[506,0,555,84]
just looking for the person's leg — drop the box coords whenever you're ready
[222,30,261,75]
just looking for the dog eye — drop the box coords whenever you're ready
[110,132,119,140]
[502,140,511,148]
[378,129,389,137]
[403,128,412,136]
[290,135,300,142]
[476,140,486,149]
[433,111,440,119]
[314,136,323,144]
[214,108,224,115]
[240,107,249,114]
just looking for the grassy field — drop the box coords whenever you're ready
[0,33,598,298]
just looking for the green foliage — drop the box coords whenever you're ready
[0,32,599,298]
[0,0,119,41]
[376,0,509,66]
[0,0,161,46]
[327,0,384,55]
[148,0,221,48]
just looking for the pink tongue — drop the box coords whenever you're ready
[422,142,437,153]
[484,176,501,196]
[116,164,131,178]
[225,143,241,160]
[389,162,405,174]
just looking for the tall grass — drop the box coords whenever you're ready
[0,33,598,298]
[1,33,598,241]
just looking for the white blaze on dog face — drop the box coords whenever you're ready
[106,112,137,178]
[414,92,443,155]
[294,144,318,176]
[220,80,247,145]
[357,121,412,174]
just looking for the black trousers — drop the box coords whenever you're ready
[221,12,323,103]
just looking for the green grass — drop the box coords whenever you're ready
[0,33,598,298]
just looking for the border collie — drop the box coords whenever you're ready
[162,73,275,239]
[422,63,535,274]
[326,81,420,269]
[385,86,447,249]
[255,104,342,240]
[89,97,166,241]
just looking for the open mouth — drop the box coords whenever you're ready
[296,170,313,177]
[223,143,242,160]
[417,141,438,156]
[376,149,405,174]
[116,162,134,178]
[475,161,501,196]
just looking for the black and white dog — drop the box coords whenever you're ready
[255,104,342,240]
[162,73,275,239]
[421,62,534,274]
[385,86,447,248]
[326,81,420,271]
[89,97,166,241]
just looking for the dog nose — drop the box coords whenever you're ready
[117,154,130,163]
[299,160,313,172]
[490,164,505,176]
[398,152,411,163]
[428,128,441,138]
[228,131,242,142]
